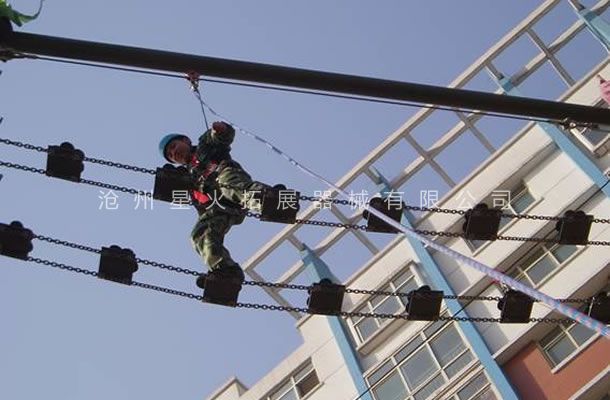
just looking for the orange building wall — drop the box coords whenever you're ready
[503,337,610,400]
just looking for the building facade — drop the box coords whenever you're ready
[208,1,610,399]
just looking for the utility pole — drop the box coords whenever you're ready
[1,22,610,125]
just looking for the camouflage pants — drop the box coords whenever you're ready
[190,165,270,271]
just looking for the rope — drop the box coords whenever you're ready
[189,94,610,338]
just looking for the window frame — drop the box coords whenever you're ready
[466,183,538,253]
[451,371,497,400]
[506,233,579,289]
[538,319,598,370]
[366,322,477,400]
[266,361,320,400]
[348,262,423,343]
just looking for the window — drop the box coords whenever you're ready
[268,362,319,400]
[539,319,595,367]
[453,373,497,400]
[467,184,535,251]
[367,323,474,400]
[508,236,578,287]
[503,184,536,216]
[350,268,420,342]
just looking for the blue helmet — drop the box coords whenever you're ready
[159,133,189,162]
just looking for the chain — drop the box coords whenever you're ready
[242,280,311,291]
[246,211,610,245]
[26,232,596,304]
[236,302,311,314]
[502,212,560,221]
[0,160,46,175]
[26,256,99,277]
[496,235,558,243]
[343,287,504,302]
[245,209,368,231]
[402,204,467,216]
[33,234,102,254]
[593,217,610,224]
[83,156,156,175]
[0,138,48,153]
[131,281,203,301]
[555,297,593,305]
[411,229,463,239]
[135,257,200,277]
[0,159,149,196]
[586,240,610,246]
[529,317,573,324]
[298,193,353,206]
[295,217,368,231]
[79,178,150,196]
[16,256,586,324]
[0,136,156,174]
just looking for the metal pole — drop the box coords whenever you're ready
[2,28,610,125]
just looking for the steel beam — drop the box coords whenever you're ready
[2,27,610,125]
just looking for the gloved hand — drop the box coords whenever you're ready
[212,121,231,133]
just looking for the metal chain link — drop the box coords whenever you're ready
[295,217,368,231]
[0,138,48,153]
[27,232,599,305]
[529,317,573,324]
[0,160,150,196]
[587,240,610,246]
[411,229,463,239]
[236,302,311,314]
[245,210,609,246]
[26,256,98,277]
[496,235,558,244]
[0,137,156,174]
[242,280,311,291]
[135,258,200,277]
[501,212,560,221]
[343,287,504,303]
[83,156,156,175]
[555,297,593,305]
[131,281,203,301]
[19,256,584,324]
[79,178,150,196]
[298,193,352,206]
[0,160,46,175]
[33,234,102,254]
[402,204,466,216]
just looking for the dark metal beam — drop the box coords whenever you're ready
[2,29,610,125]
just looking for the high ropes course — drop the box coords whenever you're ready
[1,4,609,338]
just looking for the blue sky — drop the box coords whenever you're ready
[0,1,601,399]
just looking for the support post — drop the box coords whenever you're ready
[301,245,372,400]
[369,167,519,400]
[568,0,610,51]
